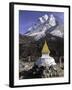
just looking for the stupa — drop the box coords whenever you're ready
[35,40,56,67]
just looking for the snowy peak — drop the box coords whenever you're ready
[38,14,49,24]
[24,14,63,40]
[49,14,56,26]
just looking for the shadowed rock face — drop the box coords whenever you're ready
[46,33,64,62]
[19,32,64,63]
[19,34,42,60]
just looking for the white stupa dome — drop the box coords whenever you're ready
[35,54,56,67]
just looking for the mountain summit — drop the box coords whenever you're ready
[24,14,64,41]
[24,14,59,40]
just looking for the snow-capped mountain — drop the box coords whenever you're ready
[24,14,63,40]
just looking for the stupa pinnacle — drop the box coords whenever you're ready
[42,40,50,54]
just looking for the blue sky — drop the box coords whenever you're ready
[19,10,64,34]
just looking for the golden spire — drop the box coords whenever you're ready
[42,40,50,54]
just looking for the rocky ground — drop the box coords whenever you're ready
[19,60,64,79]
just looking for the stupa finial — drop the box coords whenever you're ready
[42,40,50,54]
